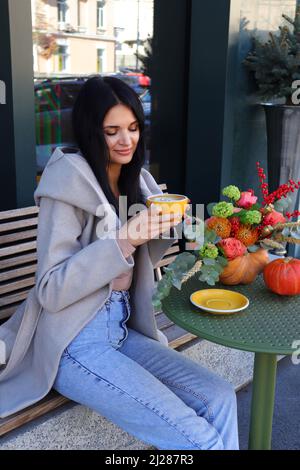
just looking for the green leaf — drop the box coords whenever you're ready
[203,258,216,266]
[214,263,224,274]
[204,228,220,244]
[216,256,228,267]
[207,203,217,216]
[247,244,259,252]
[152,298,162,310]
[172,278,183,290]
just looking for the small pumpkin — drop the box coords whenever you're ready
[263,257,300,295]
[219,248,269,285]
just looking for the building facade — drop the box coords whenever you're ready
[31,0,116,76]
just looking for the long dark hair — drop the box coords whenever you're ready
[72,75,146,217]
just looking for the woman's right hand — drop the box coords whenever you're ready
[116,204,183,248]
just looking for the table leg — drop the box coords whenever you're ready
[248,353,277,450]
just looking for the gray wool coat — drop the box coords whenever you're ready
[0,147,179,418]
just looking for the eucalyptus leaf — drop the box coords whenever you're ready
[172,278,183,290]
[214,263,224,274]
[207,203,217,216]
[152,299,162,310]
[204,229,218,244]
[217,256,228,267]
[206,278,217,286]
[203,258,216,266]
[247,244,259,252]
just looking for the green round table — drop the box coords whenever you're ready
[161,274,300,450]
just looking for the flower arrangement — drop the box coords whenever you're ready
[152,162,300,310]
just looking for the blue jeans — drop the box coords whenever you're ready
[53,290,239,450]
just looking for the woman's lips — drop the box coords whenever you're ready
[115,148,132,156]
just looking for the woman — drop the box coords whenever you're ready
[0,76,239,450]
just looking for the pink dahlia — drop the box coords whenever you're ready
[237,191,258,209]
[262,210,286,227]
[218,237,247,261]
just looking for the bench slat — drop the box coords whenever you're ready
[166,324,198,349]
[0,265,37,282]
[0,217,38,234]
[163,244,180,255]
[0,206,39,221]
[155,254,177,269]
[0,252,37,270]
[0,276,36,295]
[0,391,69,437]
[0,304,22,321]
[155,311,174,330]
[0,241,37,258]
[0,229,37,246]
[0,289,32,307]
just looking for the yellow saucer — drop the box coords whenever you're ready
[190,289,249,314]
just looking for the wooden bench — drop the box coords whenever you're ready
[0,183,197,436]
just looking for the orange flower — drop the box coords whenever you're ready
[235,225,259,247]
[229,216,240,237]
[206,216,231,239]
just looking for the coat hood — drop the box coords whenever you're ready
[34,147,162,228]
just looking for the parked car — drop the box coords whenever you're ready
[109,72,150,96]
[35,78,85,173]
[140,89,151,118]
[140,89,152,148]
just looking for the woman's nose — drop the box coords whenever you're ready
[118,131,132,146]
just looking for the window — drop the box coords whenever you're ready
[77,0,87,32]
[97,48,104,73]
[57,0,67,23]
[97,1,105,29]
[58,45,68,72]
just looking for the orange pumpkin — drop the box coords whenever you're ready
[263,257,300,295]
[219,248,269,285]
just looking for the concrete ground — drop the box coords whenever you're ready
[237,355,300,450]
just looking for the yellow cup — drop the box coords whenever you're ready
[146,193,190,215]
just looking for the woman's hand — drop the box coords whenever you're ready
[116,204,188,248]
